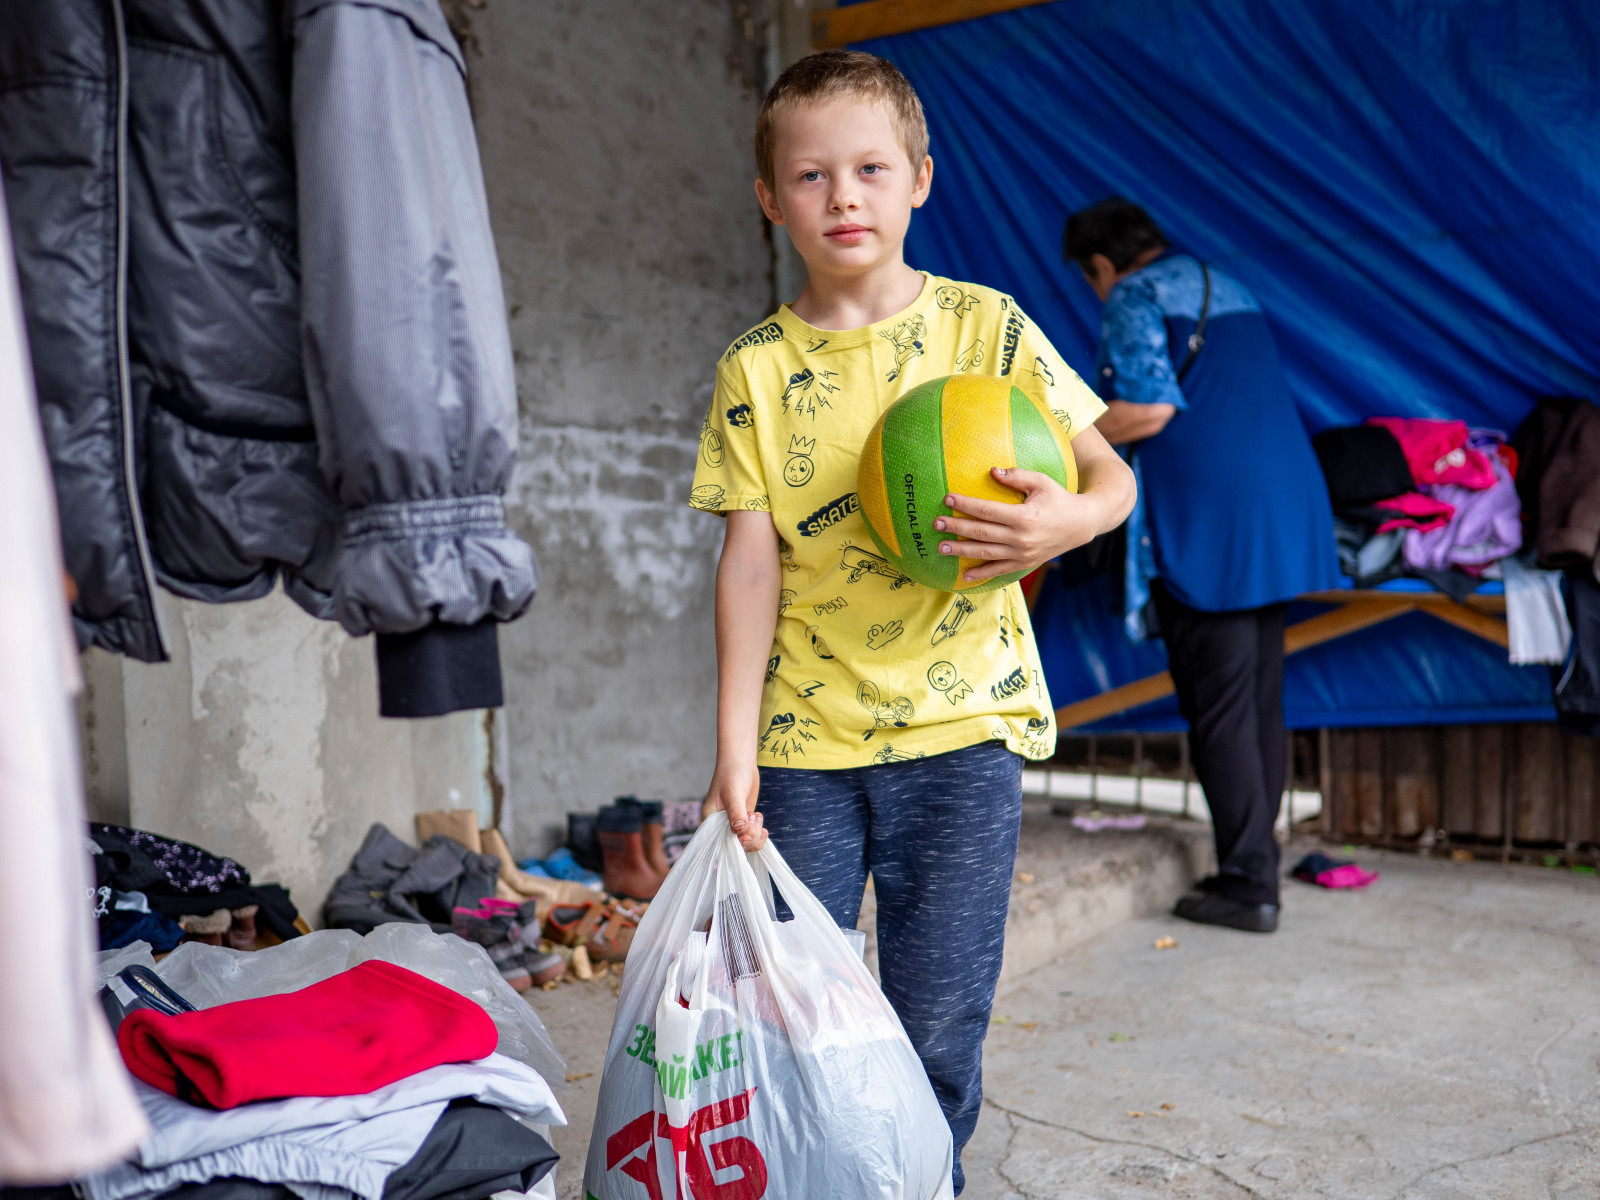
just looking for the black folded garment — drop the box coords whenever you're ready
[383,1099,557,1200]
[141,884,302,943]
[1312,425,1414,506]
[89,825,250,895]
[89,824,303,942]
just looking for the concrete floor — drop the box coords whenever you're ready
[529,805,1210,1199]
[527,835,1600,1200]
[964,846,1600,1199]
[527,971,615,1200]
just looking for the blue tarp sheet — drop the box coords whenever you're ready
[856,0,1600,729]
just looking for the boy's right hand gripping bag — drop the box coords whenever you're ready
[583,813,954,1200]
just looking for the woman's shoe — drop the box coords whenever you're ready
[227,905,259,951]
[640,809,671,878]
[1173,891,1279,933]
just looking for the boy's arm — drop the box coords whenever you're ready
[935,425,1136,585]
[701,510,782,851]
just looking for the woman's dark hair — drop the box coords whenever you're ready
[1063,197,1168,272]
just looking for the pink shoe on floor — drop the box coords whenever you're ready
[1316,863,1379,889]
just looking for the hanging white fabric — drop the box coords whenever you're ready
[1502,553,1572,666]
[0,177,148,1182]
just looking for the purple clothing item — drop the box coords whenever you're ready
[1402,436,1522,570]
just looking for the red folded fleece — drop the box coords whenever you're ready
[117,960,497,1108]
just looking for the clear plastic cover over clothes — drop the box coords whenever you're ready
[97,923,564,1090]
[584,813,954,1200]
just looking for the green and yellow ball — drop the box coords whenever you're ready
[857,373,1078,593]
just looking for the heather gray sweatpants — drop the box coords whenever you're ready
[757,740,1024,1196]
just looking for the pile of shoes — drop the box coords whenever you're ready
[90,823,306,955]
[544,896,646,968]
[515,845,603,890]
[325,811,603,992]
[563,796,701,901]
[451,899,566,992]
[326,804,703,984]
[81,929,563,1200]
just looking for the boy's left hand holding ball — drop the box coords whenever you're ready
[935,466,1111,584]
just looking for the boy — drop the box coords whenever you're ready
[692,51,1135,1192]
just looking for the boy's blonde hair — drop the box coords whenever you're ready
[755,50,929,188]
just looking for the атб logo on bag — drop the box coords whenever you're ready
[600,1088,767,1200]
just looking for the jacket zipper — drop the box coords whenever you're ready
[108,0,168,656]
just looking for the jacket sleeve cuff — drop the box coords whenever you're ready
[335,495,536,637]
[376,617,503,718]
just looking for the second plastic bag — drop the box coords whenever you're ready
[583,812,953,1199]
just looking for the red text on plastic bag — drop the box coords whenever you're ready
[604,1088,767,1200]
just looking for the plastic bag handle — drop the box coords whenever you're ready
[746,848,776,921]
[723,818,865,962]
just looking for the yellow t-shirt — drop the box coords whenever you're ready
[690,272,1106,769]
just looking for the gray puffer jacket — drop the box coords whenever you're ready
[0,0,535,711]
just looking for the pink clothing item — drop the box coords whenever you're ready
[1071,813,1147,832]
[1373,492,1455,534]
[1367,417,1497,489]
[1315,864,1379,889]
[1402,438,1523,571]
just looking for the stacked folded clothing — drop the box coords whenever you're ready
[90,825,305,954]
[117,962,496,1107]
[86,948,563,1200]
[1315,417,1523,599]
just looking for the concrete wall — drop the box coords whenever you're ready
[80,590,496,917]
[470,0,775,854]
[76,0,781,915]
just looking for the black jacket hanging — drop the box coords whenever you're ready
[0,0,536,715]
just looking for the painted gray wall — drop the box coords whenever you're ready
[79,592,498,917]
[76,0,779,914]
[472,0,774,855]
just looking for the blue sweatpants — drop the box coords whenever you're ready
[757,740,1024,1195]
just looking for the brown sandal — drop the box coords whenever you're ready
[586,905,641,963]
[543,901,605,947]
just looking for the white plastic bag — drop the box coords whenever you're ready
[583,813,953,1200]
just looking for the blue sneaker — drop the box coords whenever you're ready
[542,847,604,888]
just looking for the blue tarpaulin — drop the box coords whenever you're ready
[855,0,1600,729]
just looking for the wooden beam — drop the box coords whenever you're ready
[1053,593,1514,729]
[811,0,1055,49]
[1418,602,1510,648]
[1282,598,1412,655]
[1055,598,1413,730]
[1054,671,1175,731]
[1300,588,1506,614]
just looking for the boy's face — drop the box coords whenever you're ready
[756,98,932,280]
